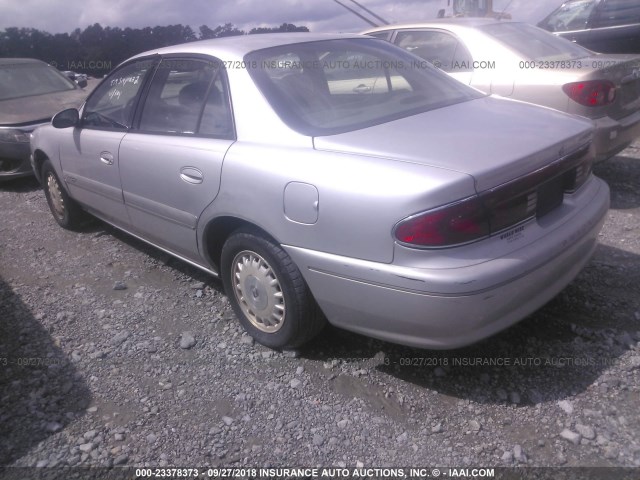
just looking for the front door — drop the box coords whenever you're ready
[59,58,156,224]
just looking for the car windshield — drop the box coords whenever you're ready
[0,62,76,101]
[479,22,591,61]
[245,38,482,136]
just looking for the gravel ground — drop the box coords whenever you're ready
[0,141,639,478]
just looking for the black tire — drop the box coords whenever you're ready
[221,228,325,349]
[41,159,85,229]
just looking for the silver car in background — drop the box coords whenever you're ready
[364,19,640,162]
[30,33,609,350]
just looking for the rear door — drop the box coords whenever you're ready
[538,0,600,46]
[588,0,640,53]
[59,58,156,224]
[118,56,235,262]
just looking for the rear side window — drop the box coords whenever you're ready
[539,0,598,32]
[366,31,392,41]
[139,58,233,138]
[591,0,640,28]
[199,76,234,137]
[394,30,473,72]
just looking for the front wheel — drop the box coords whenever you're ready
[221,228,325,349]
[41,159,85,229]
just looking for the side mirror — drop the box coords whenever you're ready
[77,78,88,88]
[52,108,80,129]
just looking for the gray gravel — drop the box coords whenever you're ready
[0,142,639,475]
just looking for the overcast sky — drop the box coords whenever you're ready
[0,0,560,35]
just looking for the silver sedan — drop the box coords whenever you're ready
[363,19,640,162]
[30,33,609,350]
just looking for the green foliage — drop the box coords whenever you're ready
[248,23,310,35]
[0,22,308,76]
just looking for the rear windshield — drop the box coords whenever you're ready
[0,63,76,101]
[245,38,482,136]
[479,22,591,61]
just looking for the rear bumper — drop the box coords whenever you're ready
[285,177,610,349]
[592,109,640,162]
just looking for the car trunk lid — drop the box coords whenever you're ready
[313,96,593,193]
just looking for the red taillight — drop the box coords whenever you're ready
[562,80,616,107]
[394,197,490,247]
[395,145,592,248]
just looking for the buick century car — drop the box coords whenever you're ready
[31,33,609,349]
[364,19,640,162]
[0,58,88,180]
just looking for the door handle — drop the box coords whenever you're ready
[180,167,204,184]
[100,152,114,165]
[353,84,372,94]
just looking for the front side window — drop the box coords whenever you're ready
[245,38,481,136]
[139,58,232,137]
[538,0,598,32]
[591,0,640,28]
[481,22,591,61]
[394,30,473,73]
[82,59,155,130]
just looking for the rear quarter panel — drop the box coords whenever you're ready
[455,29,574,111]
[510,69,574,112]
[197,142,476,264]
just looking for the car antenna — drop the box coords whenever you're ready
[346,0,390,25]
[498,0,514,20]
[331,0,380,27]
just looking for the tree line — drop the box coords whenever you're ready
[0,22,309,76]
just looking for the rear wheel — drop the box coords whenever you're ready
[41,160,85,229]
[221,228,325,349]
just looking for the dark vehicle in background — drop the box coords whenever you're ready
[0,58,89,181]
[538,0,640,53]
[62,70,89,88]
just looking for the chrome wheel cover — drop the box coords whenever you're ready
[232,250,285,333]
[46,173,65,219]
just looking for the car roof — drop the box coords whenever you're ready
[129,32,366,62]
[0,57,49,67]
[364,18,516,33]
